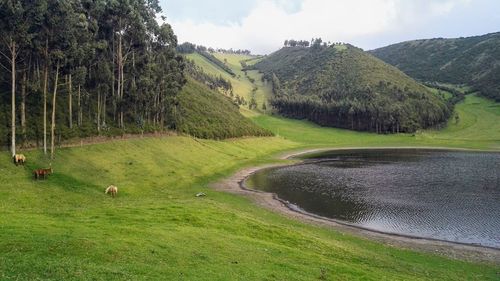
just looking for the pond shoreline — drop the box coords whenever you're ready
[213,147,500,265]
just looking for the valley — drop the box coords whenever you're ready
[2,43,499,280]
[1,3,499,279]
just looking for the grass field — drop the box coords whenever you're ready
[1,127,499,280]
[1,53,499,280]
[423,94,500,143]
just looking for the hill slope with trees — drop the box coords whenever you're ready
[370,32,500,101]
[0,0,270,154]
[254,43,451,133]
[0,0,186,155]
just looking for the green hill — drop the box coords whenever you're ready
[254,44,450,133]
[176,78,272,139]
[370,32,500,101]
[185,52,273,116]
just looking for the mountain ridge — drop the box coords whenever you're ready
[370,32,500,101]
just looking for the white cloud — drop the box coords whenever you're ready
[430,0,471,15]
[168,0,472,54]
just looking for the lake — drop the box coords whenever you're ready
[245,149,500,248]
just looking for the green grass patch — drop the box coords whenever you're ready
[1,131,499,280]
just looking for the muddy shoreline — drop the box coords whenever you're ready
[212,147,500,264]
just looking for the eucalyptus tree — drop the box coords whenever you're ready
[46,0,81,158]
[0,0,31,156]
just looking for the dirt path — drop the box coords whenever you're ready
[212,147,500,265]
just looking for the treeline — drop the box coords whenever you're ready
[270,80,451,133]
[0,0,185,157]
[284,40,310,48]
[177,42,251,55]
[284,38,347,49]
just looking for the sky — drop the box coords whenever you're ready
[159,0,500,54]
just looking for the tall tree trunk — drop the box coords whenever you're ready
[103,91,107,125]
[51,61,60,159]
[120,63,124,128]
[117,30,122,128]
[36,60,40,83]
[112,29,116,122]
[21,70,27,138]
[43,39,49,154]
[97,90,101,132]
[10,40,16,157]
[78,84,82,126]
[68,73,73,129]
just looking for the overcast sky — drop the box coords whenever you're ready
[159,0,500,54]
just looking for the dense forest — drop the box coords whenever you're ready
[370,32,500,101]
[254,44,451,133]
[0,0,187,157]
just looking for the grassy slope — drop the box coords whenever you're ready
[186,52,272,116]
[213,53,273,116]
[176,78,271,138]
[423,94,500,142]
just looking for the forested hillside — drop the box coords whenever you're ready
[0,0,270,156]
[0,0,186,156]
[370,32,500,101]
[254,43,451,133]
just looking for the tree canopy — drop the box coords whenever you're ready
[0,0,185,154]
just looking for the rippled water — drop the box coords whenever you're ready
[246,149,500,248]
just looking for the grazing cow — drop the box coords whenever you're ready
[13,154,26,166]
[105,185,118,198]
[33,167,53,180]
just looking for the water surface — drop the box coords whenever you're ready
[246,149,500,248]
